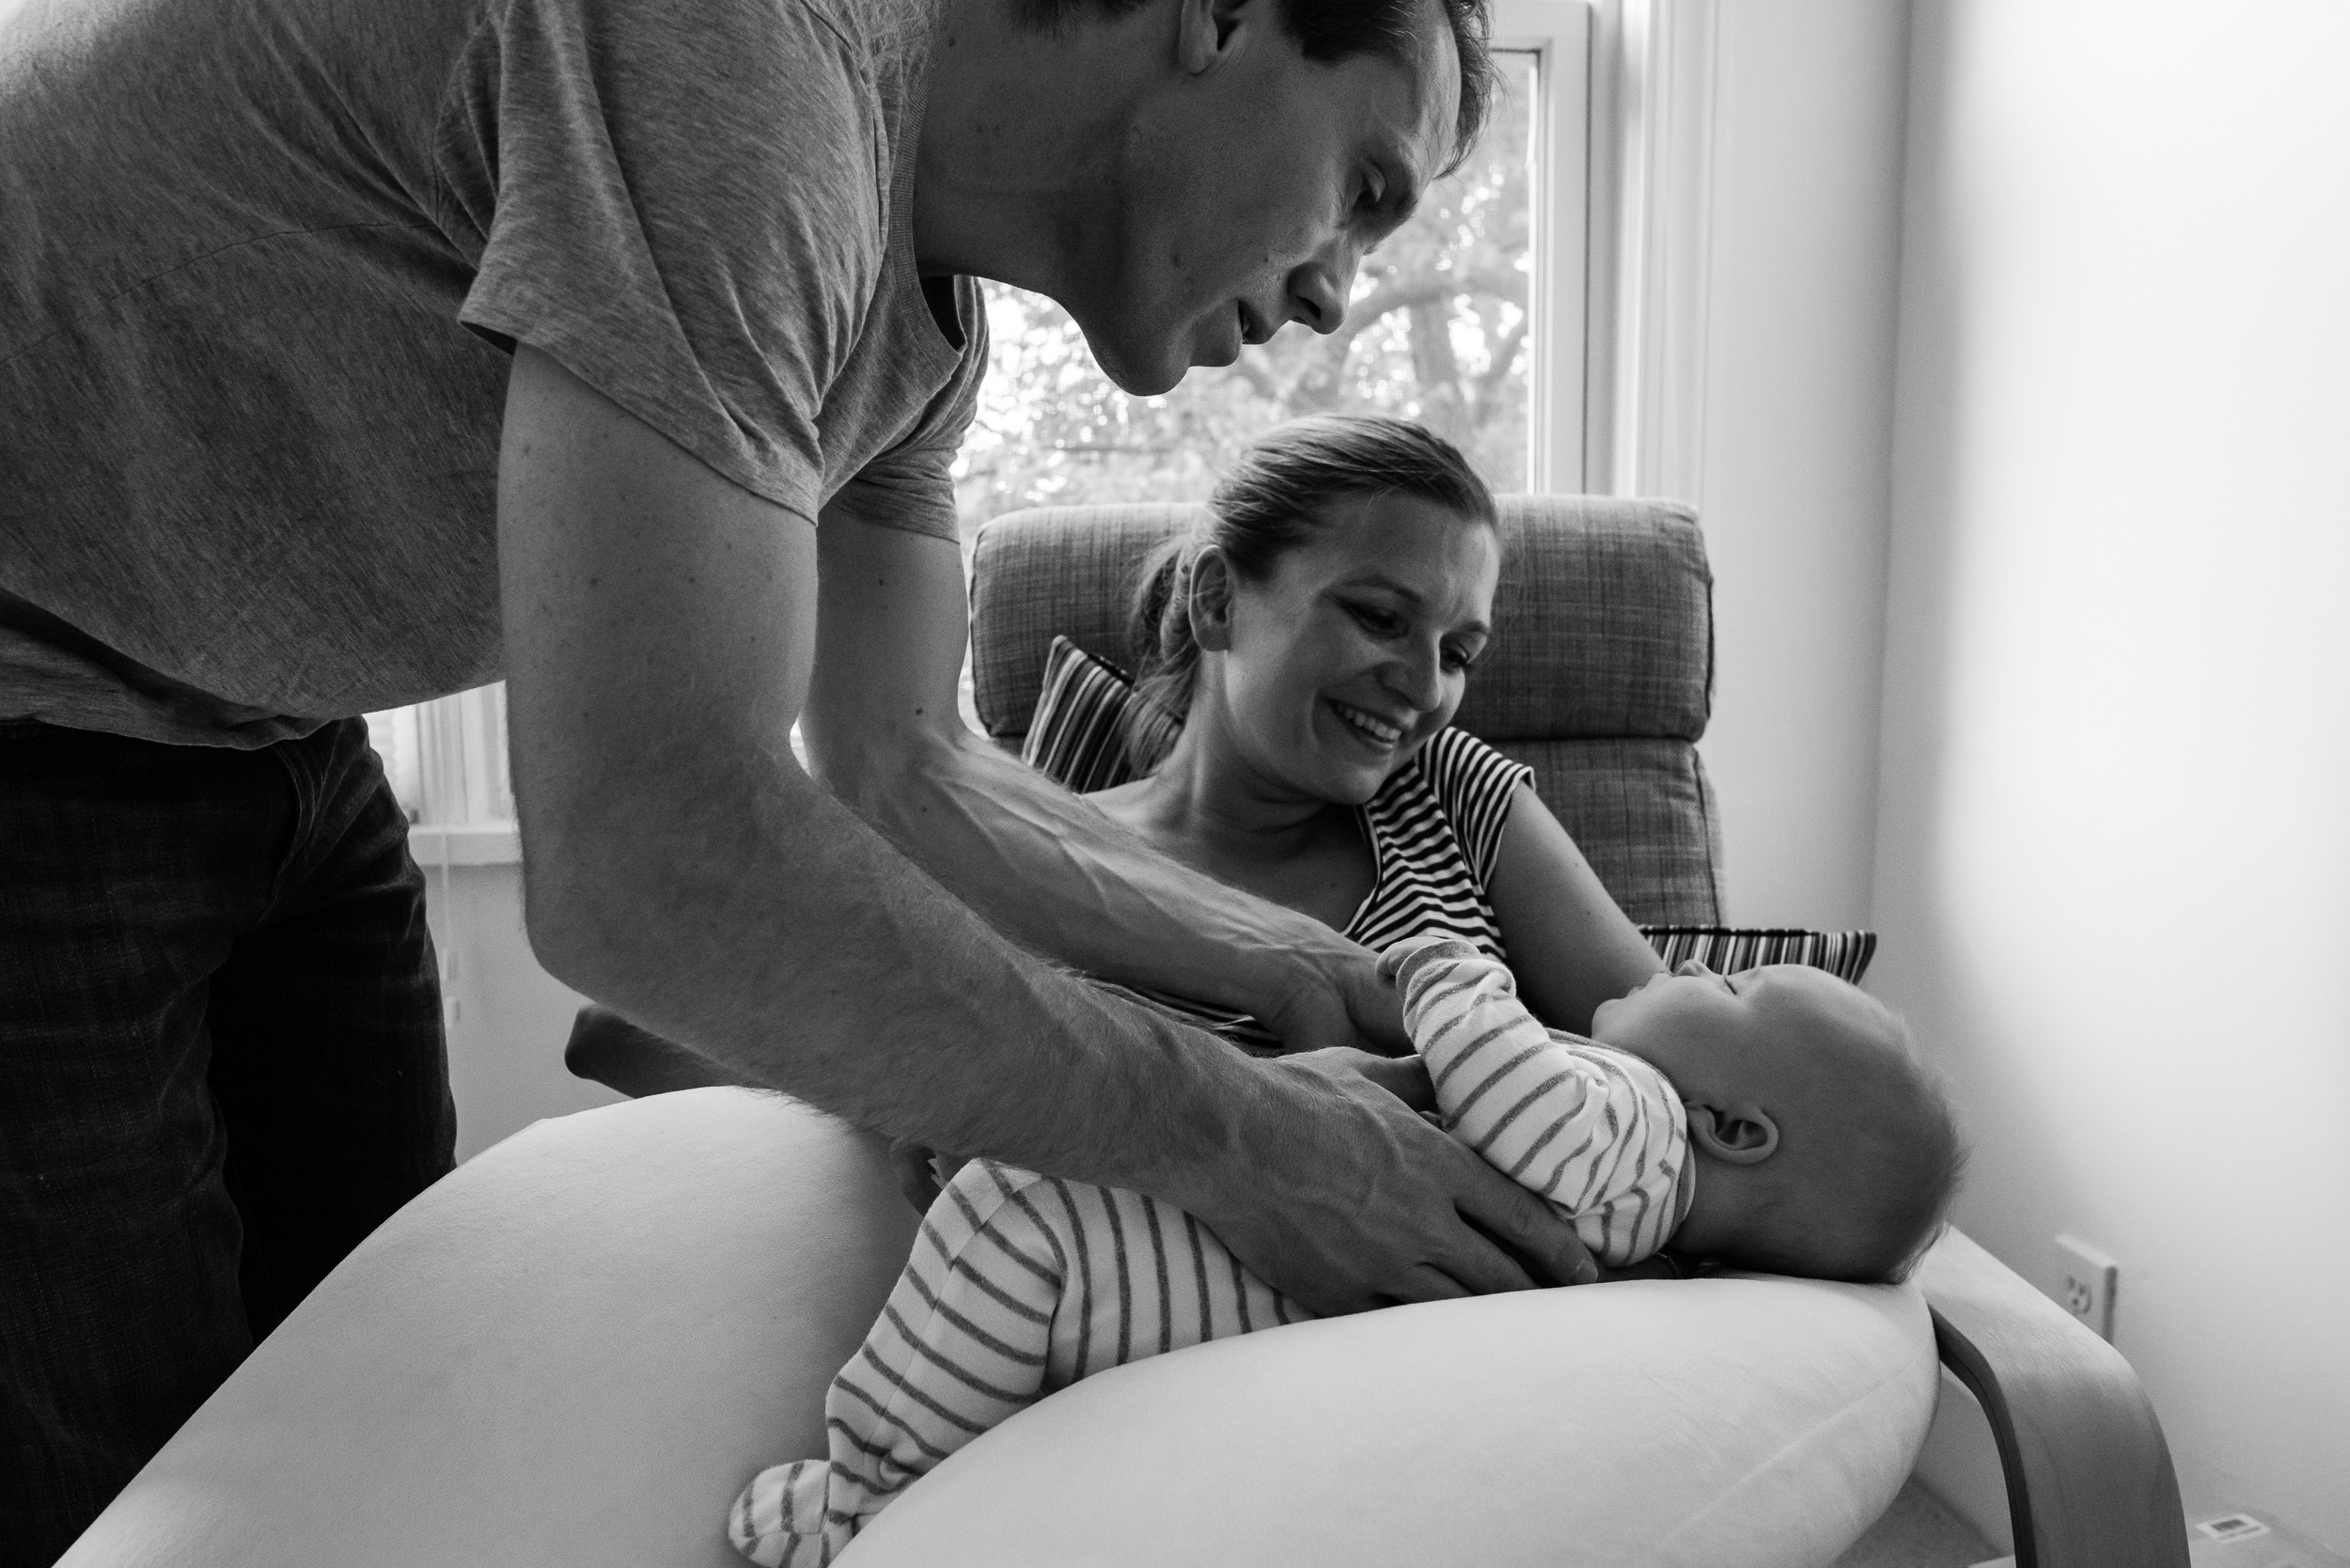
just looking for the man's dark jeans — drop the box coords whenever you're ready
[0,718,455,1565]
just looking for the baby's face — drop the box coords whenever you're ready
[1598,964,1931,1278]
[1590,963,1861,1098]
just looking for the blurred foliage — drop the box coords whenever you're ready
[953,54,1536,536]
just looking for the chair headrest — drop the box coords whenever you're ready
[968,495,1713,744]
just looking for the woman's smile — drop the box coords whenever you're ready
[1326,697,1409,751]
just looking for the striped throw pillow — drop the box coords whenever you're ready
[1637,927,1877,984]
[1019,636,1181,792]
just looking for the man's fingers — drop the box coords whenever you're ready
[1201,1050,1599,1315]
[1378,1263,1479,1308]
[1450,1152,1600,1287]
[1345,1052,1436,1113]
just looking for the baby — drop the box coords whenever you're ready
[728,937,1963,1566]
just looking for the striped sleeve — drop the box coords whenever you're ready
[1388,938,1691,1266]
[1417,728,1535,887]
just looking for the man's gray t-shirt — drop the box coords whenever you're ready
[0,0,986,746]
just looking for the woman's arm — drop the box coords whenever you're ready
[1484,784,1667,1035]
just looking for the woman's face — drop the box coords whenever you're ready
[1208,493,1500,806]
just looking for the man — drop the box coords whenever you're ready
[0,0,1593,1555]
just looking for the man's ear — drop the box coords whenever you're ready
[1174,0,1259,77]
[1685,1102,1778,1165]
[1188,546,1238,652]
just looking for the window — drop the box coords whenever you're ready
[384,1,1604,860]
[368,683,518,866]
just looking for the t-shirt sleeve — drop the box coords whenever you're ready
[824,275,989,541]
[1421,728,1537,889]
[453,0,879,522]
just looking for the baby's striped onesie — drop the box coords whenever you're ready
[728,938,1691,1567]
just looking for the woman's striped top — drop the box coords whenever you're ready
[1184,726,1533,1055]
[1345,726,1532,956]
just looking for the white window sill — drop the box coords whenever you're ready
[410,823,524,866]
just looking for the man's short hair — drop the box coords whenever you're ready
[1025,0,1496,172]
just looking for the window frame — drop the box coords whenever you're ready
[1492,0,1595,495]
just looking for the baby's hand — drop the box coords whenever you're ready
[1374,933,1480,989]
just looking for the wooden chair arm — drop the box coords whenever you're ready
[1916,1227,2189,1568]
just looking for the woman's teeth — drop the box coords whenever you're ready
[1332,701,1404,745]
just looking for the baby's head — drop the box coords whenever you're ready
[1592,964,1964,1284]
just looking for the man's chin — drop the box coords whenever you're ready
[1095,351,1188,398]
[1074,320,1194,398]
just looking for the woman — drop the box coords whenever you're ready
[1085,413,1663,1048]
[572,415,1662,1089]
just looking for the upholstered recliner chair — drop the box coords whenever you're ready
[59,498,2186,1568]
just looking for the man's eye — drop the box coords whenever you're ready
[1443,644,1483,674]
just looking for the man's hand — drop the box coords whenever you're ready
[1260,947,1411,1057]
[1166,1049,1599,1316]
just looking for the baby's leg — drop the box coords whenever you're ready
[1014,1171,1311,1387]
[728,1161,1309,1565]
[730,1159,1069,1565]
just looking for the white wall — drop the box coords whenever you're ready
[1678,0,1909,927]
[421,861,619,1162]
[1876,0,2350,1547]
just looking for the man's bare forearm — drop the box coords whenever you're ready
[813,723,1363,1034]
[525,745,1261,1202]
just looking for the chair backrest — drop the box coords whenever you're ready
[967,495,1725,925]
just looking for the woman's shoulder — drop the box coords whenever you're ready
[1421,724,1525,771]
[1364,727,1534,898]
[1387,727,1533,814]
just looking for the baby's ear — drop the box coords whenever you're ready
[1686,1102,1779,1165]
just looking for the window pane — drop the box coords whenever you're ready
[365,687,511,829]
[954,50,1538,536]
[365,705,425,822]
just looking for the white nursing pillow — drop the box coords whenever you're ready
[62,1089,1936,1568]
[845,1274,1934,1567]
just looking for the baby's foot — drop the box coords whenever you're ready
[729,1458,854,1567]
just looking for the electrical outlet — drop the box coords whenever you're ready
[2053,1233,2118,1340]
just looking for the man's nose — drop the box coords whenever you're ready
[1287,249,1358,335]
[1673,959,1714,979]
